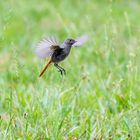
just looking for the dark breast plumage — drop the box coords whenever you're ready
[51,48,70,63]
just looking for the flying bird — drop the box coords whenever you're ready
[35,35,89,77]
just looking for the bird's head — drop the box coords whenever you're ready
[64,38,76,46]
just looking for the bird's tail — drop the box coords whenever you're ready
[39,59,52,77]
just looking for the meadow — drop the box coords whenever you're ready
[0,0,140,139]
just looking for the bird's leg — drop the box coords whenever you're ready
[54,63,66,75]
[54,63,63,75]
[56,64,66,75]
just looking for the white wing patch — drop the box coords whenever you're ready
[35,37,59,59]
[73,35,89,47]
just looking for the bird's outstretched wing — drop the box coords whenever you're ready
[73,35,89,47]
[35,37,60,59]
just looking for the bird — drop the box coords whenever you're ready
[35,35,89,77]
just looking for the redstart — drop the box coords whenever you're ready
[35,35,89,77]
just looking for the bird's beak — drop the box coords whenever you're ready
[73,40,77,45]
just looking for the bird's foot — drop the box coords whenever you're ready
[58,69,63,75]
[62,69,66,75]
[58,69,66,76]
[54,63,66,76]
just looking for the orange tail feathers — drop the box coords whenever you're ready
[39,59,52,77]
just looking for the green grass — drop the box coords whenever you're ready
[0,0,140,139]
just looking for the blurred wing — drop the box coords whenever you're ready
[35,37,60,59]
[73,35,89,47]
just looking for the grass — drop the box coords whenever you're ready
[0,0,140,139]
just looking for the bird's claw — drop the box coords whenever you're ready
[58,69,63,75]
[54,63,66,76]
[58,69,66,76]
[63,69,66,75]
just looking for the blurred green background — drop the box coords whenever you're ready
[0,0,140,139]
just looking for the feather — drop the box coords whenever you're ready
[73,35,89,47]
[35,37,59,59]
